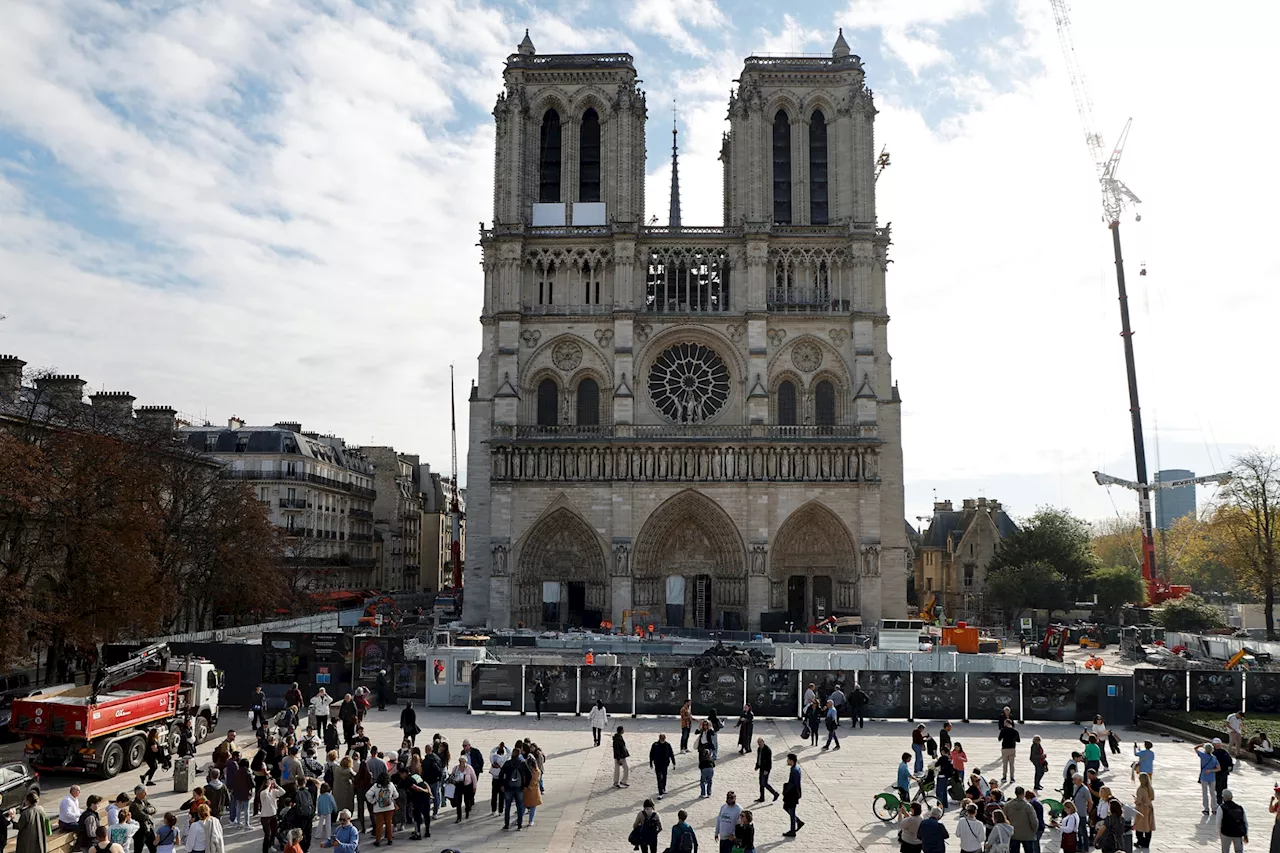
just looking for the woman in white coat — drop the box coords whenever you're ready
[588,700,609,747]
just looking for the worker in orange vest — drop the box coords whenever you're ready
[585,649,595,665]
[647,623,655,639]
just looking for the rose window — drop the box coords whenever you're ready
[647,342,730,423]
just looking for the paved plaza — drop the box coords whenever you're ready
[53,706,1280,852]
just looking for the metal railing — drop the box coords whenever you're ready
[349,508,373,520]
[278,498,308,509]
[499,424,874,441]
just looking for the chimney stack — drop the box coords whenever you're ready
[962,498,976,510]
[976,497,988,507]
[35,374,87,413]
[90,391,136,423]
[933,500,953,512]
[228,416,245,430]
[275,421,302,433]
[0,355,25,405]
[136,405,177,432]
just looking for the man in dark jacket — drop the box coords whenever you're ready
[128,788,156,853]
[849,684,869,729]
[1219,789,1248,853]
[998,720,1021,783]
[285,682,305,712]
[649,734,675,798]
[918,807,950,853]
[375,670,389,711]
[612,726,631,788]
[338,694,359,745]
[754,738,778,803]
[1213,738,1235,805]
[781,753,804,837]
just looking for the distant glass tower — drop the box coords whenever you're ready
[1154,469,1196,530]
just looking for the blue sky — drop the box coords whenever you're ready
[1,0,1277,531]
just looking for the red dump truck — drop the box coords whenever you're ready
[12,644,222,778]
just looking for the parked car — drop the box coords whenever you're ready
[0,762,39,811]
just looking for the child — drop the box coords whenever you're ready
[154,813,180,853]
[284,827,305,853]
[316,783,338,840]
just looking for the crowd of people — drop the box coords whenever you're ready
[22,676,1280,853]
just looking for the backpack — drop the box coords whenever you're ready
[294,788,315,820]
[518,760,533,789]
[375,785,393,810]
[677,825,696,853]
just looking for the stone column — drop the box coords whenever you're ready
[747,543,769,631]
[611,542,632,627]
[858,544,883,627]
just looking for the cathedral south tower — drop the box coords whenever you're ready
[463,29,908,632]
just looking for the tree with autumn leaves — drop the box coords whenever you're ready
[0,415,289,674]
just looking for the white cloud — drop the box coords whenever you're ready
[628,0,727,56]
[836,0,990,75]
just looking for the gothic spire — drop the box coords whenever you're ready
[518,29,535,56]
[832,27,851,58]
[669,105,682,230]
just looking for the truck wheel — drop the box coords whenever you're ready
[124,736,146,770]
[194,716,209,743]
[102,743,124,778]
[167,723,181,755]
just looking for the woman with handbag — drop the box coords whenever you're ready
[733,810,755,853]
[984,809,1013,853]
[1094,799,1127,853]
[803,699,822,748]
[448,756,477,823]
[629,799,661,853]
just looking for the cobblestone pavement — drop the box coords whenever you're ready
[55,708,1280,853]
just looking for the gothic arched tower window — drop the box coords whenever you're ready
[536,378,559,427]
[576,378,600,426]
[815,379,836,427]
[810,110,829,224]
[777,380,798,426]
[579,108,601,203]
[539,109,562,203]
[772,110,792,224]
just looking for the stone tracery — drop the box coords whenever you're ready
[514,507,609,627]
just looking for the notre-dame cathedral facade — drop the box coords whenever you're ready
[463,30,909,632]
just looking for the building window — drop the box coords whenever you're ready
[815,379,836,426]
[538,263,555,305]
[777,380,797,426]
[539,109,562,203]
[963,565,975,588]
[579,108,601,203]
[772,110,792,224]
[536,378,559,427]
[582,262,602,305]
[576,378,600,426]
[809,109,829,224]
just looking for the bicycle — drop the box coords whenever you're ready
[872,773,940,821]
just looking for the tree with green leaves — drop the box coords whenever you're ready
[1219,450,1280,639]
[985,560,1071,625]
[1087,565,1146,621]
[1156,592,1227,633]
[989,507,1099,599]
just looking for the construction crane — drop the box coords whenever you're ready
[1049,1,1167,602]
[449,365,464,591]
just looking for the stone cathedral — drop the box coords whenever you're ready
[462,29,909,632]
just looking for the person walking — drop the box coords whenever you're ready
[1088,716,1111,771]
[1267,787,1280,853]
[803,698,822,748]
[781,753,804,837]
[310,689,332,733]
[1132,771,1155,852]
[1029,736,1048,791]
[956,803,985,853]
[252,686,268,731]
[448,756,476,823]
[630,800,662,853]
[365,772,398,846]
[1227,711,1245,758]
[696,720,719,761]
[822,699,840,751]
[998,720,1020,783]
[735,705,754,755]
[499,747,527,831]
[933,745,955,811]
[698,748,716,798]
[521,757,541,827]
[1197,742,1222,815]
[713,792,741,853]
[670,810,698,853]
[649,733,675,799]
[588,700,609,747]
[679,701,694,753]
[488,742,509,816]
[140,730,163,787]
[1003,786,1036,853]
[612,726,631,789]
[753,738,778,803]
[1214,739,1235,806]
[828,684,847,722]
[802,683,817,709]
[530,680,547,722]
[919,806,949,853]
[733,811,755,853]
[1220,790,1249,853]
[398,702,418,749]
[338,695,358,746]
[850,682,869,729]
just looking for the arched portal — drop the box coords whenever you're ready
[633,490,746,630]
[771,501,859,627]
[515,508,609,629]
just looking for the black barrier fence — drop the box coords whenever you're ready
[1190,671,1242,712]
[469,665,1276,721]
[1135,669,1187,716]
[913,672,964,722]
[749,669,799,718]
